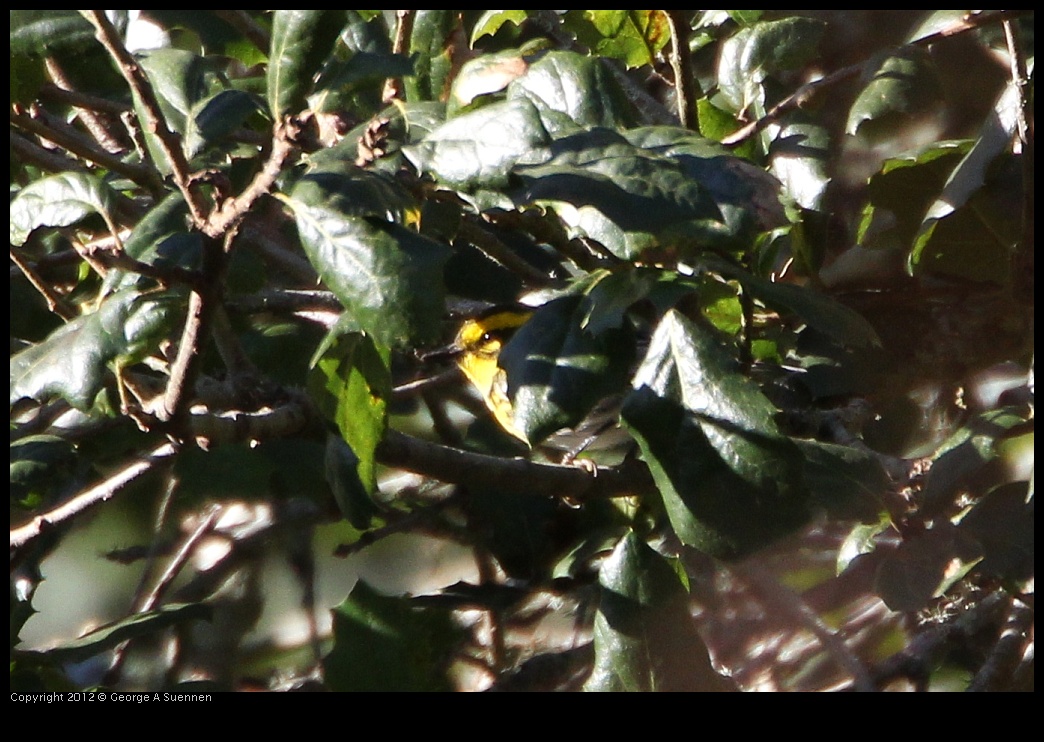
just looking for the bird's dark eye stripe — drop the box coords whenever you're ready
[481,328,516,344]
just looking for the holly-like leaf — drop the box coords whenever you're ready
[324,581,462,691]
[310,330,391,528]
[621,310,809,558]
[585,532,733,691]
[497,295,635,446]
[911,79,1023,279]
[470,10,530,46]
[516,129,722,259]
[507,49,639,131]
[402,97,552,190]
[717,17,824,117]
[16,603,210,665]
[284,169,449,348]
[184,88,262,159]
[10,288,183,411]
[10,172,118,246]
[561,10,672,70]
[267,9,347,120]
[847,47,943,140]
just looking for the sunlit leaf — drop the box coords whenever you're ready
[470,10,530,46]
[562,10,671,69]
[718,17,824,116]
[15,603,210,665]
[847,47,943,140]
[284,169,449,347]
[403,97,552,190]
[622,311,810,558]
[508,49,639,131]
[267,9,347,119]
[10,172,118,246]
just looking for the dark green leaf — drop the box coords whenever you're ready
[10,288,183,411]
[267,9,347,119]
[875,524,982,613]
[324,434,375,530]
[517,129,721,259]
[101,192,199,296]
[957,482,1033,581]
[403,97,552,190]
[621,311,809,558]
[324,580,461,691]
[718,266,882,349]
[857,140,969,252]
[406,9,457,102]
[911,80,1022,278]
[10,435,80,505]
[10,10,116,57]
[585,533,732,691]
[285,170,449,347]
[470,10,529,46]
[795,438,888,523]
[174,439,327,502]
[184,89,263,159]
[498,295,635,446]
[10,172,118,246]
[136,47,209,134]
[847,47,943,140]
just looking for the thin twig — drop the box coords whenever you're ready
[9,247,78,321]
[159,233,229,422]
[383,10,416,102]
[732,562,877,692]
[664,11,699,129]
[44,56,126,153]
[10,130,84,174]
[83,10,210,225]
[39,82,133,116]
[10,442,179,552]
[10,110,163,192]
[203,123,299,240]
[459,219,559,287]
[722,9,1033,146]
[1002,19,1034,305]
[966,597,1033,691]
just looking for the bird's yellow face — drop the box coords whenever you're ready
[453,308,532,444]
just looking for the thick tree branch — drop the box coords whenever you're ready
[376,429,655,502]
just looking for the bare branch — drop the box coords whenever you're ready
[10,442,179,552]
[10,109,163,192]
[83,10,210,224]
[664,11,699,129]
[376,429,655,502]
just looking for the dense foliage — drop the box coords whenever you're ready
[10,10,1033,692]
